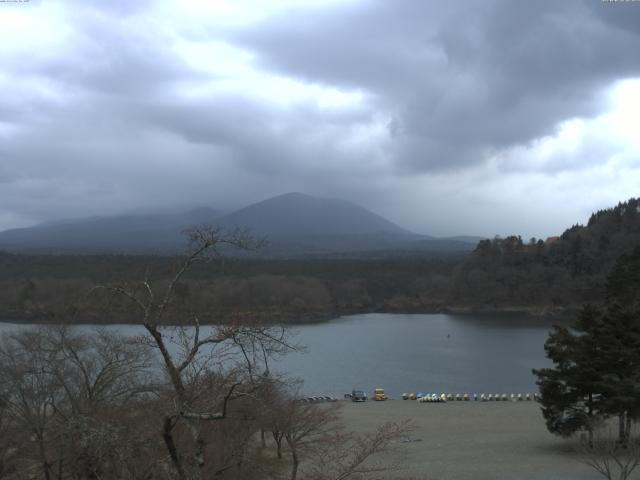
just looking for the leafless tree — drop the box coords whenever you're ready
[303,420,412,480]
[256,377,302,460]
[284,402,338,480]
[579,424,640,480]
[0,390,18,479]
[0,328,66,479]
[258,382,412,480]
[0,326,158,480]
[96,225,296,480]
[1,225,411,480]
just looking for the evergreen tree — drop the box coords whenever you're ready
[533,306,605,442]
[590,305,640,443]
[534,250,640,444]
[606,246,640,307]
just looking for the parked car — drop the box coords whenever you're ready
[373,387,387,401]
[351,390,367,402]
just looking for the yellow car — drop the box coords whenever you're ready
[374,387,387,401]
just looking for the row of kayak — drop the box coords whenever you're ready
[403,392,539,402]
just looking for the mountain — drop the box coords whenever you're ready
[0,208,220,253]
[213,193,480,256]
[217,192,410,237]
[0,193,477,256]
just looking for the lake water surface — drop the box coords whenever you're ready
[0,313,559,397]
[278,313,557,396]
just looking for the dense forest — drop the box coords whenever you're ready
[452,198,640,312]
[1,198,640,324]
[0,254,459,324]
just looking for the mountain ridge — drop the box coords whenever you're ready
[0,193,478,256]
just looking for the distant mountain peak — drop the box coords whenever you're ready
[217,192,411,238]
[250,192,344,205]
[272,192,309,199]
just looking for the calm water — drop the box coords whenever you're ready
[278,313,557,397]
[0,313,558,397]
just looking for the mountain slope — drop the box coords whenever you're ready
[0,193,477,256]
[216,192,411,237]
[0,208,220,253]
[212,192,430,255]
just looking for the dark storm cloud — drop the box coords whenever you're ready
[588,0,640,34]
[142,94,375,176]
[1,0,639,234]
[234,0,640,171]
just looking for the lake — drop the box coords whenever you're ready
[278,313,557,397]
[0,313,559,397]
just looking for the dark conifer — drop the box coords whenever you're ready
[534,251,640,445]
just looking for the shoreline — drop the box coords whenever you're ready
[0,304,577,326]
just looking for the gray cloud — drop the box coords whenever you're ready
[235,0,640,171]
[0,0,639,236]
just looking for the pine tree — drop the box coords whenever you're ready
[533,306,606,443]
[606,246,640,308]
[534,249,640,445]
[590,305,640,444]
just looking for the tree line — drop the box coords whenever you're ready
[0,254,456,324]
[452,197,640,311]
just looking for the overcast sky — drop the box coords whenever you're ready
[1,0,639,238]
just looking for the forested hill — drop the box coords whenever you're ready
[451,198,640,310]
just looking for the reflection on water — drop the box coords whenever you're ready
[0,313,560,397]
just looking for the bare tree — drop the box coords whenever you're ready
[0,390,18,479]
[96,226,296,480]
[579,425,640,480]
[259,384,412,480]
[46,327,157,480]
[303,420,412,480]
[0,326,158,480]
[280,401,340,480]
[0,329,65,480]
[0,225,409,480]
[256,377,301,461]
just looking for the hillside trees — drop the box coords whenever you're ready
[453,198,640,310]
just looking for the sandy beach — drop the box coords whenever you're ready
[338,399,602,480]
